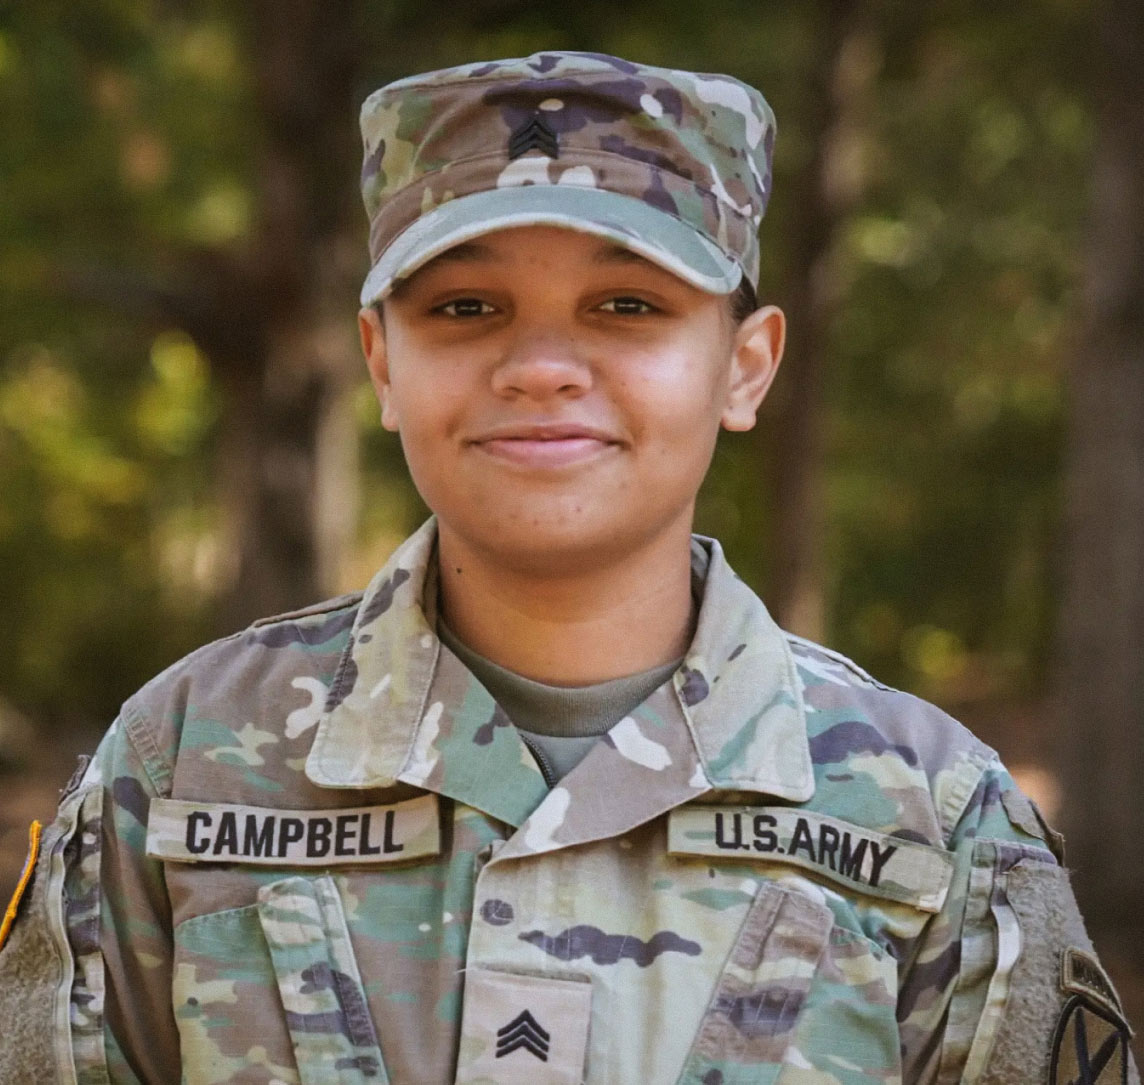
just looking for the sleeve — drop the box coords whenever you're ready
[897,759,1139,1084]
[0,709,182,1084]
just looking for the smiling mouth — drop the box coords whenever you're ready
[469,425,620,468]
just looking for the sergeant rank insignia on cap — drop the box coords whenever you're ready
[508,116,559,160]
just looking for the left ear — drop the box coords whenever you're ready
[358,305,400,432]
[721,304,785,432]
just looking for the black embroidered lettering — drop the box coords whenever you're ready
[752,813,778,853]
[278,817,305,857]
[818,824,840,871]
[244,815,275,857]
[838,834,868,881]
[186,811,212,855]
[335,814,359,857]
[212,811,238,856]
[359,812,383,855]
[715,812,748,851]
[867,840,898,887]
[382,809,404,854]
[306,818,332,858]
[789,817,817,862]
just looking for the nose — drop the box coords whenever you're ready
[489,327,593,401]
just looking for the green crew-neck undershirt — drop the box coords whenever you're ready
[436,620,683,782]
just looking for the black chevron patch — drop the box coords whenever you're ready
[508,116,559,160]
[495,1008,550,1061]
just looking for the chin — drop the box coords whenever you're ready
[477,520,617,571]
[442,499,691,579]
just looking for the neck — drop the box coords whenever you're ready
[436,522,696,685]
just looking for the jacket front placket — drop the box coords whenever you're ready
[306,523,821,1084]
[456,538,819,1084]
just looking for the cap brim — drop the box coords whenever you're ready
[360,185,742,306]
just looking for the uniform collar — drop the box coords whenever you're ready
[306,519,814,809]
[673,533,814,802]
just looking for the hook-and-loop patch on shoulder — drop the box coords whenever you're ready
[145,793,440,865]
[667,805,954,911]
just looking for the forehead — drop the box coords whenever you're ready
[392,227,673,289]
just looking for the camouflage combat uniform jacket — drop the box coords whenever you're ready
[1,519,1135,1084]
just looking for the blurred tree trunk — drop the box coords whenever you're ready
[177,0,537,630]
[209,0,366,629]
[1059,0,1144,953]
[763,0,876,639]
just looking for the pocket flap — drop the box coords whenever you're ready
[257,875,389,1084]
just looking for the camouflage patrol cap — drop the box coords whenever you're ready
[358,51,776,306]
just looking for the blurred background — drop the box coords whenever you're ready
[1,0,1141,1048]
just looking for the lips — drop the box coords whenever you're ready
[468,422,621,468]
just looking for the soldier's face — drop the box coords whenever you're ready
[360,225,782,577]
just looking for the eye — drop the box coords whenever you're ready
[599,296,657,316]
[436,298,496,318]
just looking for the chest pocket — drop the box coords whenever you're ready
[677,879,899,1085]
[174,875,389,1085]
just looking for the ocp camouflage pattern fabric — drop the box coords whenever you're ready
[1,519,1133,1084]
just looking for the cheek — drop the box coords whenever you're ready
[386,364,459,431]
[627,350,731,435]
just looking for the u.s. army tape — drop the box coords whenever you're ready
[668,805,953,912]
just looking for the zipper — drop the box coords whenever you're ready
[518,733,557,788]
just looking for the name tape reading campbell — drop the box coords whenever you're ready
[145,794,440,866]
[667,805,953,912]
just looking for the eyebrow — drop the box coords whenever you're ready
[591,244,653,267]
[391,237,652,299]
[387,242,499,299]
[432,239,650,268]
[423,241,501,268]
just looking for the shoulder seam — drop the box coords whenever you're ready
[249,591,365,628]
[119,701,172,798]
[938,749,994,846]
[785,632,898,692]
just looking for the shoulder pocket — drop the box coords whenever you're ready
[940,841,1128,1084]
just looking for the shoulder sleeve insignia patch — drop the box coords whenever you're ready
[0,820,42,951]
[1050,994,1131,1085]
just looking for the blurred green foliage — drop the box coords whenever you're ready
[0,0,1092,734]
